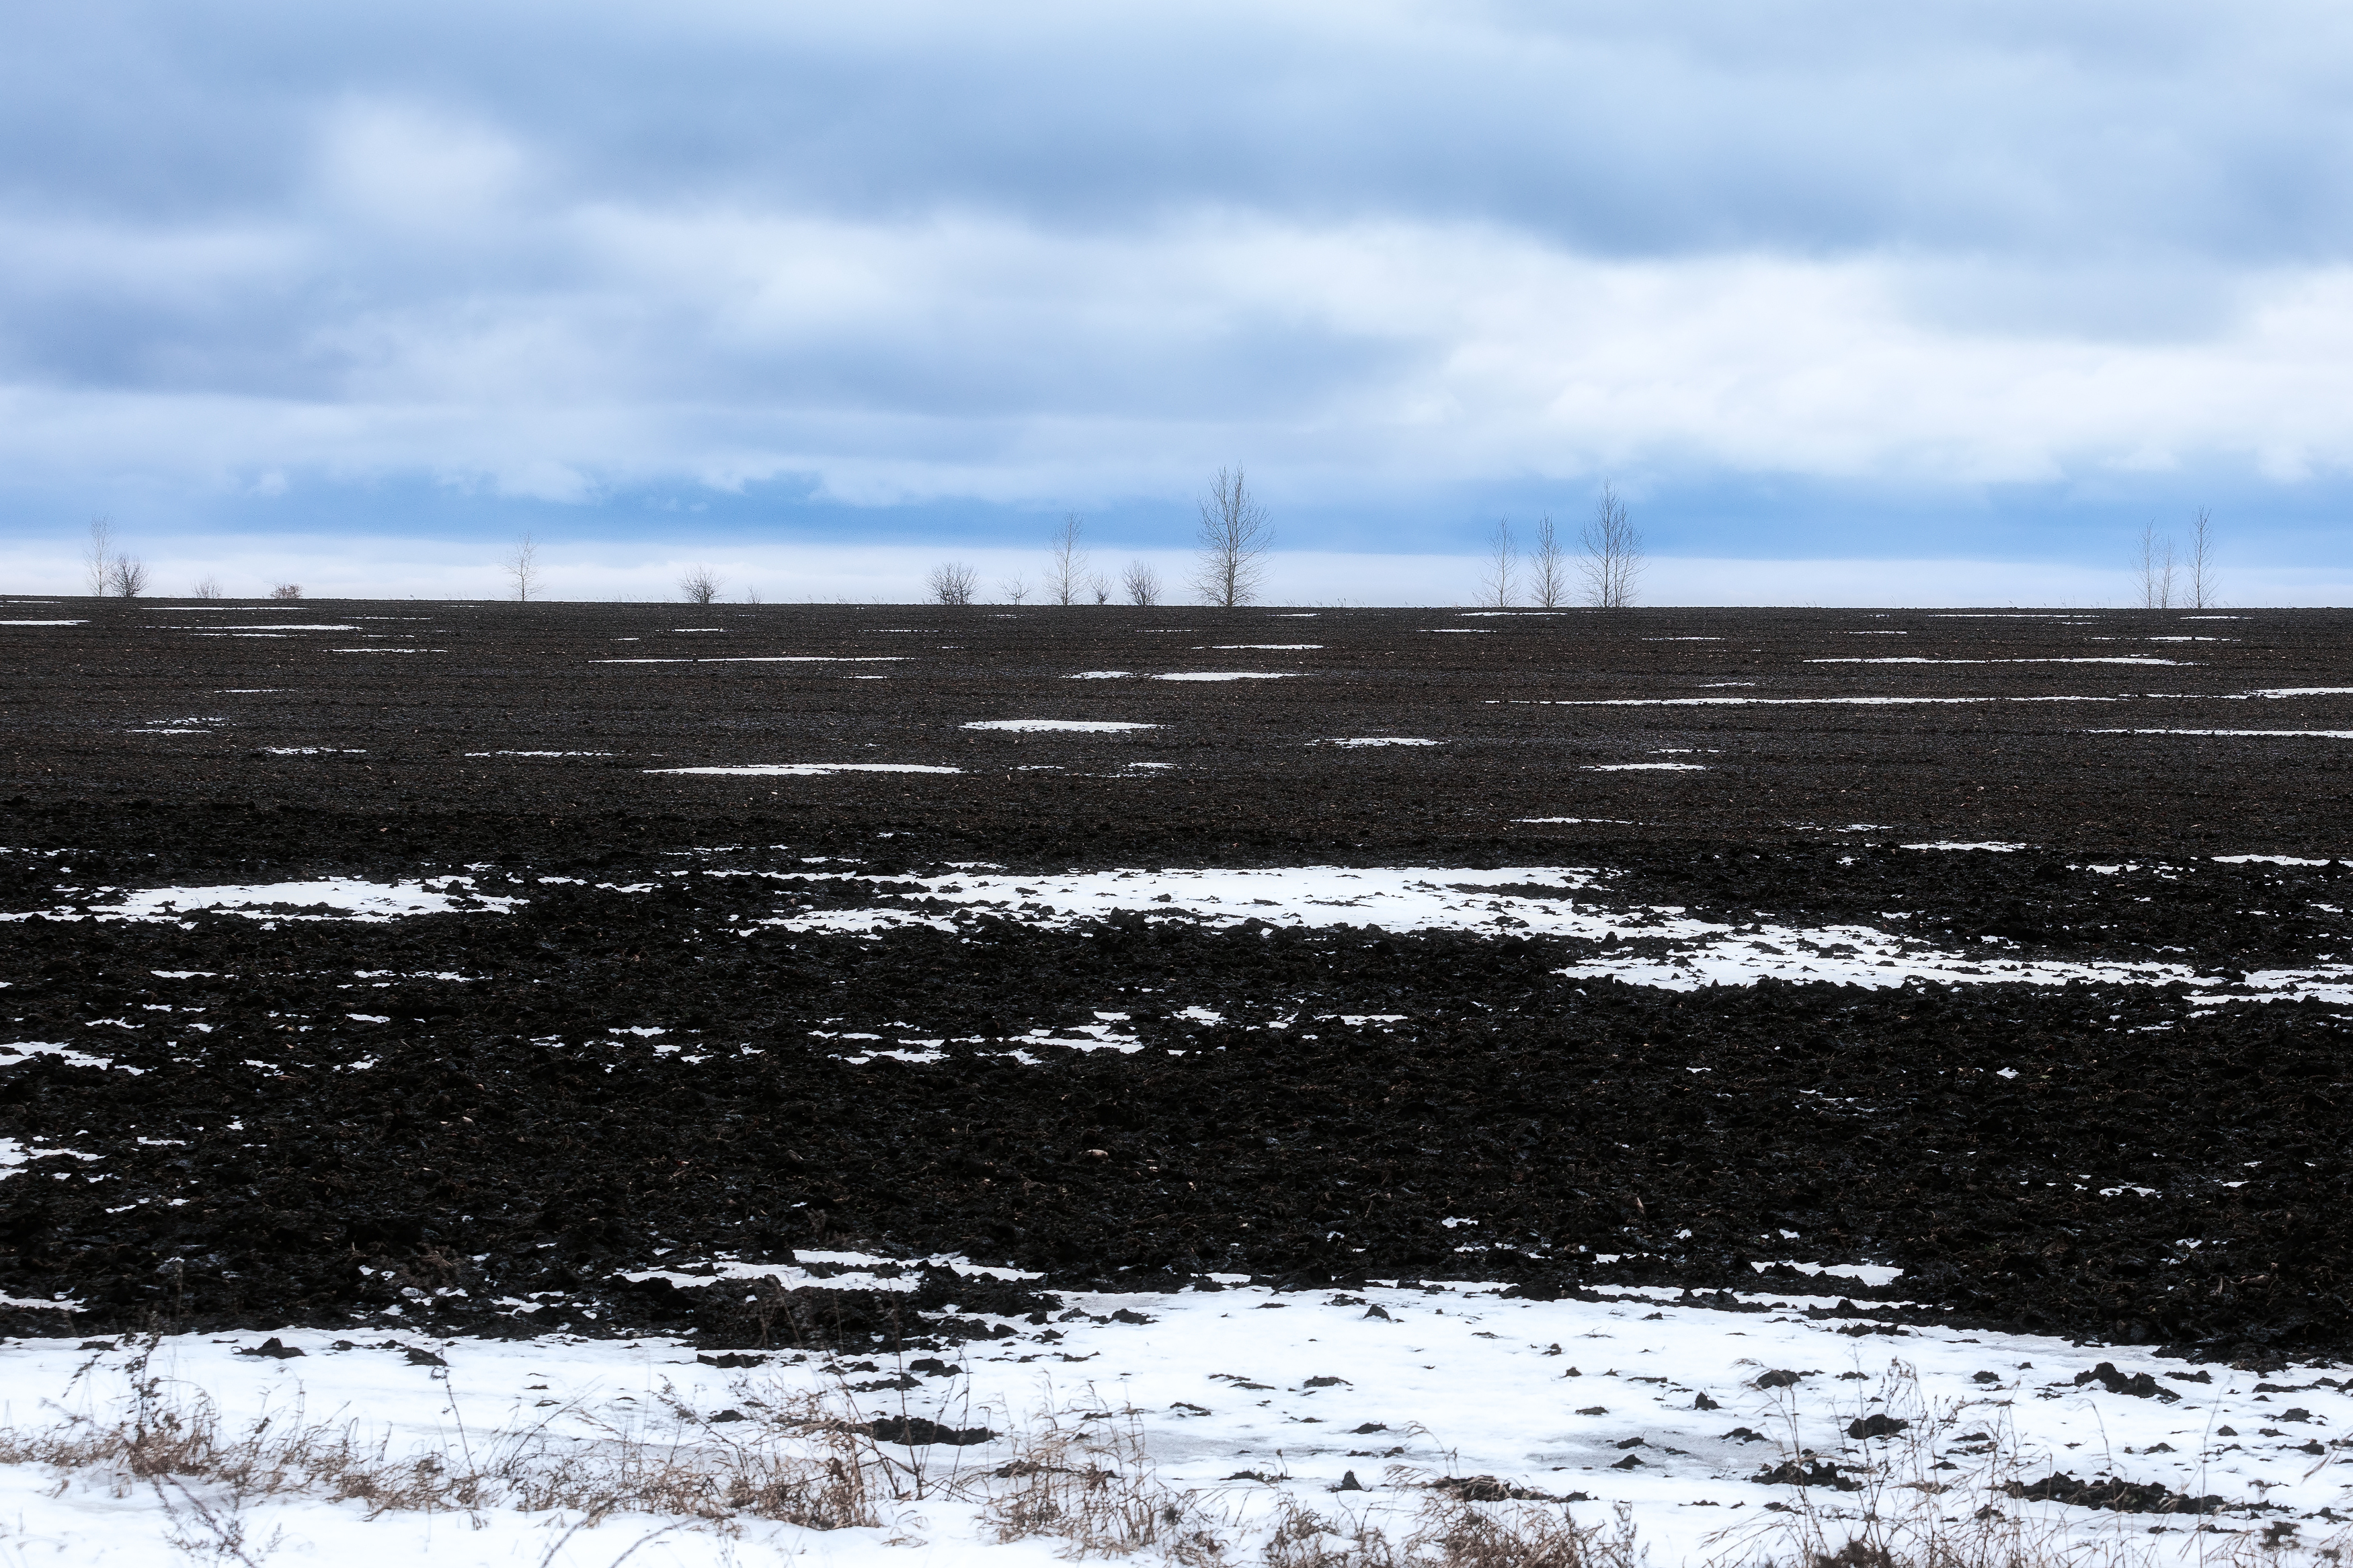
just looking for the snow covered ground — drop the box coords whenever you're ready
[749,863,2353,1001]
[3,1278,2344,1565]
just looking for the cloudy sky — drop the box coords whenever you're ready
[6,1,2352,600]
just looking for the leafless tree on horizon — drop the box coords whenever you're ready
[1193,466,1272,608]
[191,576,225,600]
[2137,522,2178,610]
[678,564,725,604]
[82,518,114,597]
[1045,513,1092,606]
[1578,483,1642,609]
[928,561,978,606]
[85,518,145,599]
[1121,560,1161,606]
[1001,574,1029,606]
[504,533,541,602]
[1478,519,1515,609]
[2187,508,2217,610]
[1527,513,1568,609]
[269,583,303,602]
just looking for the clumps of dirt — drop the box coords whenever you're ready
[2002,1473,2223,1515]
[612,1267,1062,1351]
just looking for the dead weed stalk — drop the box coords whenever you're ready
[981,1400,1228,1563]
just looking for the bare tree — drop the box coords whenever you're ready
[1091,576,1111,605]
[1045,513,1091,606]
[1121,560,1161,606]
[2187,508,2217,610]
[83,518,118,597]
[2136,522,2178,610]
[927,561,978,606]
[1193,466,1273,608]
[679,564,725,604]
[269,583,303,602]
[1478,518,1515,609]
[1002,575,1030,606]
[1527,513,1568,609]
[1577,483,1642,609]
[106,554,149,599]
[191,577,224,601]
[504,533,541,602]
[743,585,763,605]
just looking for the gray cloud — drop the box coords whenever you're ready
[5,1,2353,536]
[12,1,2352,256]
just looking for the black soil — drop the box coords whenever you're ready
[3,600,2349,1362]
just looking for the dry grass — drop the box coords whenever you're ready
[981,1403,1227,1563]
[0,1339,885,1544]
[5,1346,2347,1567]
[1706,1358,2347,1568]
[1262,1493,1643,1568]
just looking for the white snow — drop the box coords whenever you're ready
[463,750,615,756]
[1805,657,2188,665]
[747,864,2353,1000]
[596,656,904,665]
[647,764,962,777]
[0,1137,103,1178]
[1064,670,1133,679]
[0,619,86,625]
[1749,1260,1906,1288]
[1150,671,1300,682]
[1586,764,1707,772]
[1901,842,2028,852]
[1,1290,2341,1567]
[1,877,520,924]
[2091,729,2353,740]
[0,1042,132,1073]
[962,720,1157,733]
[1211,644,1322,649]
[1315,738,1441,747]
[1514,696,2128,708]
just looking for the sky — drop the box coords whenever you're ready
[4,0,2352,603]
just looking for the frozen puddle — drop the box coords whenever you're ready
[1,877,520,923]
[753,865,2353,999]
[649,763,962,777]
[1,1291,2344,1568]
[963,720,1156,732]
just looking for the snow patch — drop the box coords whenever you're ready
[648,763,961,777]
[3,877,520,923]
[963,720,1157,733]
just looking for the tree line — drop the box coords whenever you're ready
[928,469,1647,609]
[58,489,2227,609]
